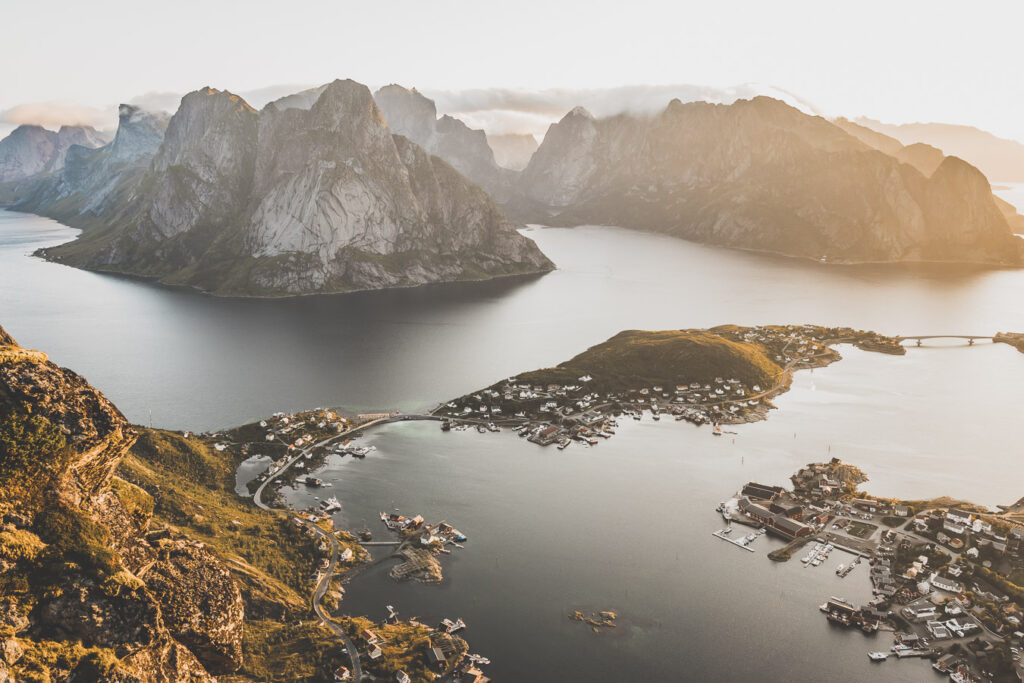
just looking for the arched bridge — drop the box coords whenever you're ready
[894,334,994,346]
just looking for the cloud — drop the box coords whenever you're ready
[0,101,116,131]
[420,83,821,137]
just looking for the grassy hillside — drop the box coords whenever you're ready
[118,428,347,681]
[516,328,784,393]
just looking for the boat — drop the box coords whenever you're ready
[477,425,487,433]
[359,529,373,542]
[557,438,570,450]
[745,534,757,543]
[867,652,888,662]
[320,497,342,513]
[835,564,845,575]
[722,526,733,534]
[440,420,452,431]
[651,413,660,421]
[812,557,822,566]
[802,555,812,564]
[712,424,723,436]
[819,603,828,612]
[486,423,499,432]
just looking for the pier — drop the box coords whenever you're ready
[712,529,756,552]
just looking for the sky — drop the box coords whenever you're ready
[2,0,1024,142]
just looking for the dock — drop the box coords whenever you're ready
[712,529,756,552]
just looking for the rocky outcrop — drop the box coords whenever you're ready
[144,541,244,674]
[516,97,1024,265]
[374,84,518,201]
[487,133,539,171]
[0,326,243,681]
[0,124,108,183]
[34,81,551,296]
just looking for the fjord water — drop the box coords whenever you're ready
[4,202,1024,681]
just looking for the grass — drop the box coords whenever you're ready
[844,520,878,539]
[339,616,467,683]
[513,328,784,395]
[117,428,349,680]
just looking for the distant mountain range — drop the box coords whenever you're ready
[856,118,1024,183]
[0,124,109,183]
[510,97,1023,265]
[3,81,1024,284]
[2,81,552,296]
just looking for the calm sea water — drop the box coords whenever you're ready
[4,191,1024,681]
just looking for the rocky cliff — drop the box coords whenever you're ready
[373,84,518,201]
[0,124,109,183]
[516,97,1024,265]
[9,105,169,224]
[20,81,551,296]
[0,326,243,682]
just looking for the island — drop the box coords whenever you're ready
[434,325,904,447]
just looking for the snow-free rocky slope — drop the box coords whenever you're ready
[515,97,1024,265]
[18,80,551,296]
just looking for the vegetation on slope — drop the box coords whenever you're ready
[515,328,784,394]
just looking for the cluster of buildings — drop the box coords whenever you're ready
[733,482,817,540]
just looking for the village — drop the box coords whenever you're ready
[201,407,492,683]
[433,325,904,449]
[717,459,1024,682]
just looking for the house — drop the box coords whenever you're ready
[360,629,379,644]
[368,645,382,660]
[333,666,351,681]
[946,509,973,526]
[395,673,410,683]
[741,482,784,501]
[426,646,446,667]
[892,505,910,517]
[339,547,354,562]
[931,574,964,594]
[769,501,803,518]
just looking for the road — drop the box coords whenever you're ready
[253,417,400,683]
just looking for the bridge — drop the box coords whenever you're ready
[894,334,994,346]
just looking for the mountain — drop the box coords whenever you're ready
[833,118,1024,233]
[9,104,170,222]
[515,97,1023,265]
[487,133,538,171]
[0,124,109,183]
[12,81,552,297]
[857,118,1024,183]
[373,84,517,201]
[0,326,244,681]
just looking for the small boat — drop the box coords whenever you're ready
[722,526,733,534]
[867,652,888,662]
[440,420,452,431]
[712,424,723,436]
[557,438,570,450]
[477,425,487,433]
[819,603,828,612]
[835,564,845,575]
[359,529,373,542]
[812,558,822,566]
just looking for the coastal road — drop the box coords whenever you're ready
[253,419,398,683]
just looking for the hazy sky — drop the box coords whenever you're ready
[3,0,1024,141]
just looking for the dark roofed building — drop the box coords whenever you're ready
[771,514,813,539]
[741,482,784,501]
[769,501,803,518]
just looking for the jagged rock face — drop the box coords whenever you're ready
[8,104,168,221]
[374,84,518,201]
[147,88,258,240]
[0,124,108,183]
[37,80,552,296]
[518,97,1024,265]
[487,133,539,171]
[0,325,242,681]
[0,327,135,500]
[145,541,244,674]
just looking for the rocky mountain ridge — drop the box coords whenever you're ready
[7,82,551,296]
[373,84,518,201]
[513,97,1024,265]
[0,124,109,184]
[0,326,243,681]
